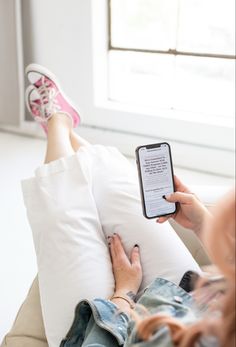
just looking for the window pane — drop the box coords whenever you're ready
[109,50,175,108]
[109,51,235,122]
[177,0,235,55]
[174,56,235,119]
[111,0,235,55]
[110,0,178,50]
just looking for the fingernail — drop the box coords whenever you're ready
[107,236,111,239]
[162,195,166,200]
[134,244,139,248]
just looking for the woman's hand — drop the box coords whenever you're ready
[109,234,142,297]
[157,176,212,235]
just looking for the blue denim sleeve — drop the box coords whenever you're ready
[60,279,197,347]
[81,316,120,347]
[60,298,129,347]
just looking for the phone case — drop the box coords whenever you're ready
[135,142,177,219]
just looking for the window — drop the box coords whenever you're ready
[109,0,235,125]
[0,0,234,177]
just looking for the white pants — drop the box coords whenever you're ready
[22,145,200,347]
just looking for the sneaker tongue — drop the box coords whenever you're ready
[30,88,41,101]
[34,76,54,90]
[34,77,44,88]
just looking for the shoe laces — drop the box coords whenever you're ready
[31,76,61,120]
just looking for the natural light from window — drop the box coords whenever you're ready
[109,0,235,125]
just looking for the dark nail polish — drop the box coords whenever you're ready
[162,195,166,200]
[134,244,139,248]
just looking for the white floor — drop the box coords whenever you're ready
[0,131,234,341]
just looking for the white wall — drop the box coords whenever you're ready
[0,0,21,126]
[21,0,93,120]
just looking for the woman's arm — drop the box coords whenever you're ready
[157,176,212,237]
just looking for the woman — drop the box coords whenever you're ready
[23,64,235,347]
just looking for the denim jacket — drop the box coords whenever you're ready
[60,278,218,347]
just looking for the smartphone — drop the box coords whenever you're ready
[135,142,177,219]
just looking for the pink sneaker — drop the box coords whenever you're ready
[25,64,81,133]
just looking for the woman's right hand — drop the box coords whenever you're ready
[157,176,212,235]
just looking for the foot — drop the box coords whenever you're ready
[25,64,81,134]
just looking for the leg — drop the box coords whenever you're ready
[24,64,116,346]
[22,116,114,347]
[70,130,90,151]
[45,114,74,163]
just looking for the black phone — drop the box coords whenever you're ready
[135,142,177,219]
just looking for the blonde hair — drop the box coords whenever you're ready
[137,190,235,347]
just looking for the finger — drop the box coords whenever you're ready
[157,216,171,223]
[112,234,128,259]
[130,245,141,266]
[109,237,116,263]
[164,191,193,204]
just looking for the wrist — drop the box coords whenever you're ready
[114,289,137,301]
[111,295,135,309]
[110,292,136,315]
[193,207,212,236]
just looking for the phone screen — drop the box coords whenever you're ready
[136,143,176,219]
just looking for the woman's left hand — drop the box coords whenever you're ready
[109,234,143,296]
